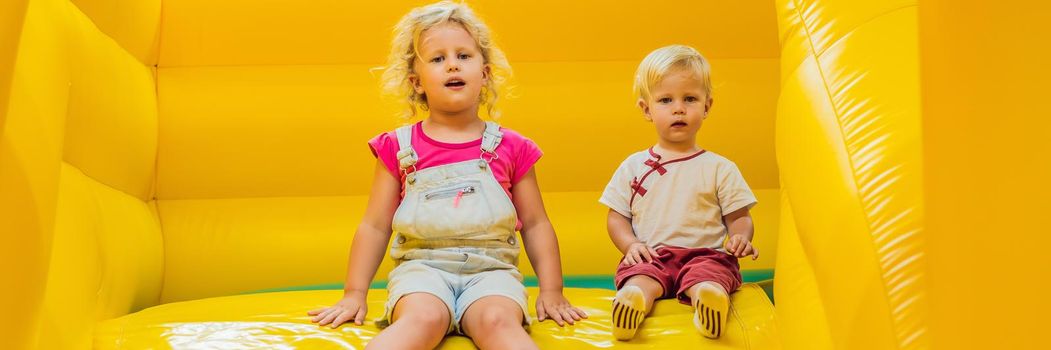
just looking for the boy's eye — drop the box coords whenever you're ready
[657,97,672,103]
[685,96,699,102]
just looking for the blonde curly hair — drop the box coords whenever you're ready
[379,1,512,120]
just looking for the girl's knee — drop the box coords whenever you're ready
[479,306,521,329]
[393,295,451,332]
[398,309,449,330]
[464,298,524,335]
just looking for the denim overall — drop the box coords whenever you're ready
[378,121,528,333]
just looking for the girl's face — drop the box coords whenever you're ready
[410,23,489,116]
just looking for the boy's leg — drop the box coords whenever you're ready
[612,275,664,340]
[687,281,730,339]
[677,249,741,339]
[461,295,536,350]
[366,293,451,350]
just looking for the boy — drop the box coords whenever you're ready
[600,45,758,340]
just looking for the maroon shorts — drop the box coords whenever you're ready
[614,246,742,304]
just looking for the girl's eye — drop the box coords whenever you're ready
[431,56,444,63]
[458,53,470,60]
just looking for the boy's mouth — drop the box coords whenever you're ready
[671,121,688,128]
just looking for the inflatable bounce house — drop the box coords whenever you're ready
[2,0,1047,348]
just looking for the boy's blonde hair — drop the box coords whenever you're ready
[379,1,512,119]
[633,45,712,104]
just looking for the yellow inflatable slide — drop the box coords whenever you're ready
[2,0,1047,349]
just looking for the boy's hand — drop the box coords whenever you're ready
[725,235,759,260]
[308,290,368,328]
[622,242,660,265]
[536,290,588,326]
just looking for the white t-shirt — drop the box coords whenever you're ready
[599,148,757,250]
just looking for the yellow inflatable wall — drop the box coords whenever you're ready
[919,1,1050,349]
[3,0,1048,348]
[774,0,925,348]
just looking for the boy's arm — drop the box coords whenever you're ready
[511,168,587,326]
[607,209,638,254]
[608,208,659,264]
[723,207,758,259]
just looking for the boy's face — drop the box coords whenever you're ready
[638,68,713,147]
[410,23,489,115]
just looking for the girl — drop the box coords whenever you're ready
[308,2,585,349]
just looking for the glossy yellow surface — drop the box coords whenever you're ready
[774,0,927,348]
[1,0,58,348]
[96,286,778,349]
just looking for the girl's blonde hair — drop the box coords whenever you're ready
[633,45,712,104]
[379,1,512,119]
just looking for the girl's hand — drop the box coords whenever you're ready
[308,290,368,328]
[622,242,660,266]
[725,235,759,260]
[536,290,588,326]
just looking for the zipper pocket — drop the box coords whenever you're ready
[424,185,477,201]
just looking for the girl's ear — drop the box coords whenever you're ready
[409,73,424,95]
[638,99,653,122]
[482,64,491,83]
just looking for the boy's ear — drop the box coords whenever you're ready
[703,97,714,118]
[409,73,424,94]
[638,99,652,121]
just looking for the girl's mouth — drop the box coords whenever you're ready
[444,79,466,89]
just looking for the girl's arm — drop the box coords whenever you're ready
[309,160,401,327]
[344,160,401,293]
[511,168,588,326]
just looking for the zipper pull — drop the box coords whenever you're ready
[453,186,473,208]
[453,189,465,208]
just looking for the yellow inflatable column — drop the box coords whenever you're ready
[773,191,832,349]
[919,1,1051,348]
[774,0,927,348]
[1,0,65,348]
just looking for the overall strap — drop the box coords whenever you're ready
[394,124,417,171]
[479,121,503,164]
[394,124,418,183]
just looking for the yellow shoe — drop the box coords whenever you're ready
[693,282,729,339]
[611,285,647,341]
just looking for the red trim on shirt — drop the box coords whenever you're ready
[629,147,707,207]
[414,121,484,149]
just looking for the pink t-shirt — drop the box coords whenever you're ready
[368,121,543,203]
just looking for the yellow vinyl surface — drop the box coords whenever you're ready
[95,286,778,349]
